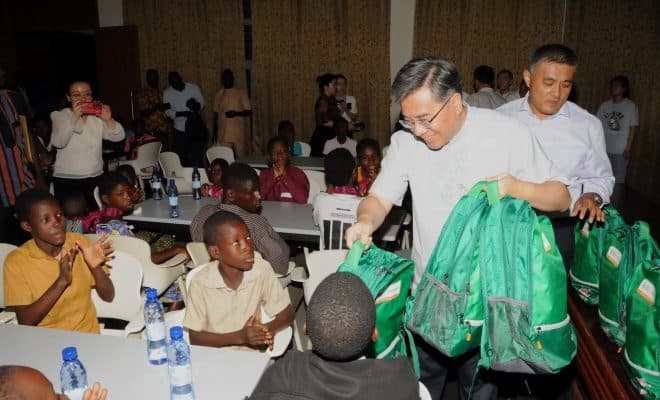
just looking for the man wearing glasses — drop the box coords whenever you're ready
[345,57,570,399]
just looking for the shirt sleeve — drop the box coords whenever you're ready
[101,118,125,142]
[50,110,84,149]
[369,133,409,206]
[284,167,309,204]
[163,90,176,120]
[183,279,208,332]
[251,215,290,276]
[3,251,34,306]
[190,205,218,242]
[259,263,292,318]
[259,169,277,201]
[630,102,639,126]
[573,119,614,204]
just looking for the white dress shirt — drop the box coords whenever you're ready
[163,82,205,131]
[465,87,507,109]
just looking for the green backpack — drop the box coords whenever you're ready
[337,242,415,361]
[404,181,496,357]
[624,253,660,399]
[477,189,577,374]
[570,206,625,304]
[598,221,657,346]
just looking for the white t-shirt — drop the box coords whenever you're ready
[163,82,206,131]
[499,90,520,102]
[323,137,357,157]
[371,106,567,285]
[596,98,639,154]
[313,192,362,250]
[340,94,358,122]
[465,87,506,109]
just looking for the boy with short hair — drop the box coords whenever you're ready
[184,211,294,349]
[251,272,419,399]
[190,163,291,275]
[323,117,358,157]
[313,148,362,249]
[355,138,382,197]
[3,189,115,333]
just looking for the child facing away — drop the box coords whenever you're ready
[184,211,294,350]
[313,148,362,250]
[87,172,189,264]
[60,190,89,234]
[3,189,115,333]
[355,138,382,197]
[201,157,228,199]
[277,120,303,156]
[259,136,310,204]
[323,117,357,157]
[250,272,419,399]
[190,163,291,276]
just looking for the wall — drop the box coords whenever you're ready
[389,0,416,129]
[98,0,123,27]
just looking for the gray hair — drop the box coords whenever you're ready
[391,57,462,104]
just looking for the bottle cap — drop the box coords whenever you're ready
[145,287,158,300]
[170,326,184,340]
[62,346,78,361]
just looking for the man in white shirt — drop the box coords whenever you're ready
[465,65,506,109]
[345,57,570,400]
[323,118,357,157]
[335,74,359,123]
[496,69,520,102]
[163,71,205,166]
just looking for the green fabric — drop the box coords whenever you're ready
[570,206,625,304]
[337,243,415,363]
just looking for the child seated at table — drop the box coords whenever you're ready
[3,189,115,333]
[313,148,362,249]
[323,117,357,157]
[259,136,309,204]
[190,163,291,276]
[115,164,145,204]
[184,210,294,350]
[88,172,188,264]
[201,158,228,199]
[61,190,89,234]
[278,120,303,156]
[355,138,382,197]
[250,272,419,399]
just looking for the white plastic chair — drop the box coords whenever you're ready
[303,170,325,204]
[297,142,311,157]
[419,381,431,400]
[0,243,18,309]
[92,186,103,209]
[118,141,162,178]
[158,152,210,194]
[185,242,211,268]
[92,247,145,337]
[205,145,235,164]
[302,248,347,305]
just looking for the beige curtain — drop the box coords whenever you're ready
[251,0,390,151]
[413,0,564,94]
[564,0,660,200]
[123,0,246,127]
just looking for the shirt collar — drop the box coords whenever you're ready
[26,234,75,260]
[520,93,572,120]
[200,260,259,290]
[478,87,495,94]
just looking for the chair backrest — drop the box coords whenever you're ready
[303,170,325,204]
[92,186,103,209]
[0,243,18,309]
[302,249,347,304]
[158,152,184,178]
[419,381,431,400]
[297,142,311,157]
[186,242,211,268]
[119,141,162,173]
[206,145,235,164]
[92,247,144,322]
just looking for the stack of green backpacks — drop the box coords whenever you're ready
[405,181,577,374]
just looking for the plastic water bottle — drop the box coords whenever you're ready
[168,174,179,218]
[192,167,201,200]
[60,346,88,400]
[168,326,195,400]
[144,288,168,365]
[151,165,163,200]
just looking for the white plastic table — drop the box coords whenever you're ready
[0,324,269,399]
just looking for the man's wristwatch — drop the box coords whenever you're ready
[583,192,603,206]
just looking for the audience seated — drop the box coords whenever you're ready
[184,210,294,350]
[115,164,144,204]
[355,138,382,197]
[465,65,506,109]
[190,163,290,275]
[60,191,89,234]
[0,365,107,400]
[122,118,158,161]
[201,158,228,199]
[259,136,309,204]
[250,272,419,399]
[3,189,114,333]
[277,120,302,157]
[323,117,357,157]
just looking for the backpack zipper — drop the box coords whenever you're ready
[534,315,571,349]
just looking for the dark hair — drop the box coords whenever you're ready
[210,158,229,170]
[115,164,137,185]
[267,136,289,154]
[498,69,513,80]
[316,73,336,92]
[221,69,235,89]
[221,162,258,192]
[610,75,630,98]
[202,210,245,246]
[277,120,294,135]
[473,65,495,86]
[391,57,462,104]
[0,365,17,399]
[336,74,347,82]
[356,138,380,157]
[60,191,88,218]
[333,117,348,131]
[14,188,55,222]
[528,44,578,70]
[307,272,376,361]
[324,149,355,187]
[98,172,129,197]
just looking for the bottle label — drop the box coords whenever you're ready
[148,345,167,362]
[152,181,161,190]
[169,196,179,207]
[146,322,166,341]
[192,180,201,189]
[64,387,88,400]
[169,365,193,386]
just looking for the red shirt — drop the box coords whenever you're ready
[259,165,309,204]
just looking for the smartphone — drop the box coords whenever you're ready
[347,103,352,111]
[79,101,102,115]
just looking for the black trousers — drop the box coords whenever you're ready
[0,206,29,245]
[52,176,101,211]
[173,129,205,168]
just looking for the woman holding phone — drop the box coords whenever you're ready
[309,73,340,157]
[50,80,124,210]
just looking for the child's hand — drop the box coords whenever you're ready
[57,248,78,286]
[76,234,114,269]
[200,183,210,197]
[244,314,273,349]
[129,186,144,203]
[83,382,108,400]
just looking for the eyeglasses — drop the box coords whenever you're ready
[69,92,93,100]
[399,95,452,132]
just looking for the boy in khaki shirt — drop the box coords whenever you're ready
[184,210,294,349]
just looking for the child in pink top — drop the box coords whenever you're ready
[201,158,228,199]
[259,136,309,203]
